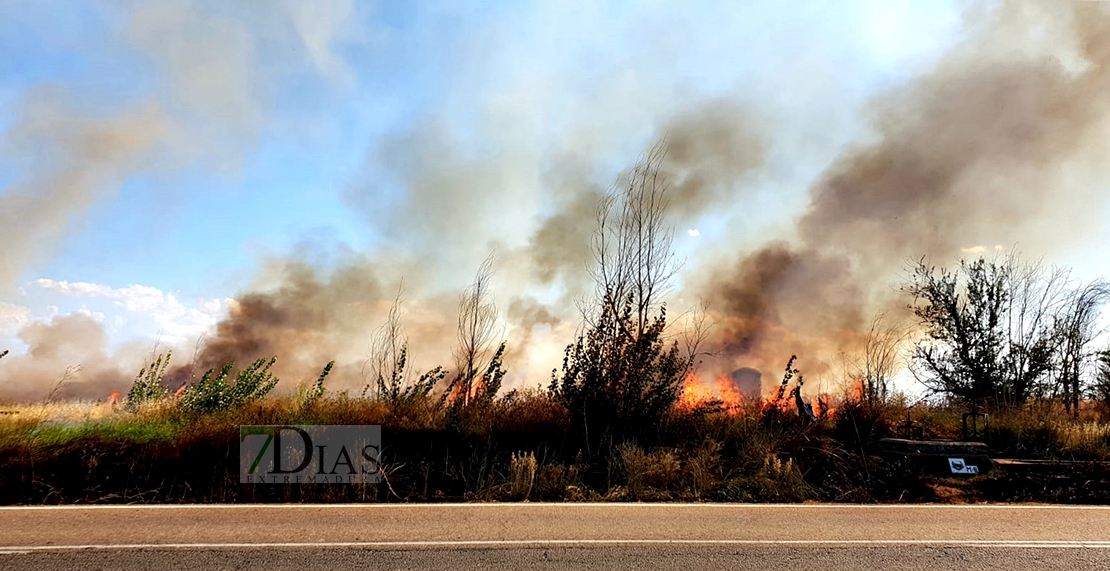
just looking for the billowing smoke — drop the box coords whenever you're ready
[4,1,1110,400]
[0,97,169,289]
[0,0,371,399]
[0,0,365,289]
[0,313,148,402]
[180,255,455,393]
[694,1,1110,387]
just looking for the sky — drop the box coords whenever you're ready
[2,0,1108,399]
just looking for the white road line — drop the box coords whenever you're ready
[1,503,1109,511]
[3,540,1110,551]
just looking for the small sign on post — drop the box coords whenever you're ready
[948,457,979,475]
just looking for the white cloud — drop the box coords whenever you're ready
[34,279,114,297]
[960,245,1007,255]
[75,308,107,323]
[30,279,229,345]
[687,228,700,237]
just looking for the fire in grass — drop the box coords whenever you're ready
[680,356,839,423]
[679,372,748,413]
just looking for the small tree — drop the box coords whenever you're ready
[445,255,505,408]
[127,351,172,412]
[904,256,1010,404]
[179,357,279,415]
[300,360,335,410]
[551,291,691,452]
[550,143,692,453]
[853,313,909,405]
[362,288,446,408]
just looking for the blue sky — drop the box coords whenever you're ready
[0,1,968,353]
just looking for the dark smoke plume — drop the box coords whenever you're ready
[695,2,1110,387]
[7,1,1108,401]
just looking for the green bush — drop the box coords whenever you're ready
[126,351,171,412]
[300,361,335,410]
[550,291,691,454]
[179,357,279,415]
[371,346,446,410]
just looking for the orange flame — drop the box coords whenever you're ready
[108,391,120,406]
[850,378,865,402]
[446,375,487,406]
[812,395,836,419]
[715,375,744,411]
[679,372,713,409]
[679,372,746,415]
[761,386,794,414]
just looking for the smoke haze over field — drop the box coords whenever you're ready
[694,1,1110,380]
[2,1,1110,400]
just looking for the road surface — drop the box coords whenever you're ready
[1,503,1108,570]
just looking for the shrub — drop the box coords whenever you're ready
[179,357,279,415]
[126,351,171,412]
[686,439,723,499]
[445,343,508,433]
[446,342,507,410]
[300,361,335,410]
[509,451,537,500]
[533,462,581,500]
[551,291,691,454]
[372,346,446,410]
[618,442,682,499]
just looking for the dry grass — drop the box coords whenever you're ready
[509,451,537,500]
[2,392,1110,504]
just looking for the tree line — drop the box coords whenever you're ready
[903,254,1110,415]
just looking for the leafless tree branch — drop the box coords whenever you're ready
[586,140,681,337]
[451,254,502,405]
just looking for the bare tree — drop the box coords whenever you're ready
[362,288,404,399]
[448,255,503,406]
[362,286,445,404]
[1000,254,1070,405]
[680,300,717,368]
[46,364,82,402]
[552,142,693,452]
[1054,280,1109,417]
[857,312,910,404]
[587,141,681,338]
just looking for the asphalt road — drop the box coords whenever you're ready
[1,503,1109,570]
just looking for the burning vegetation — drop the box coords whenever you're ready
[4,1,1110,504]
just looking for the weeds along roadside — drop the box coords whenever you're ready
[3,368,1110,504]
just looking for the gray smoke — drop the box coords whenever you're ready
[694,1,1110,387]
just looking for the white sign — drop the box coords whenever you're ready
[948,458,979,474]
